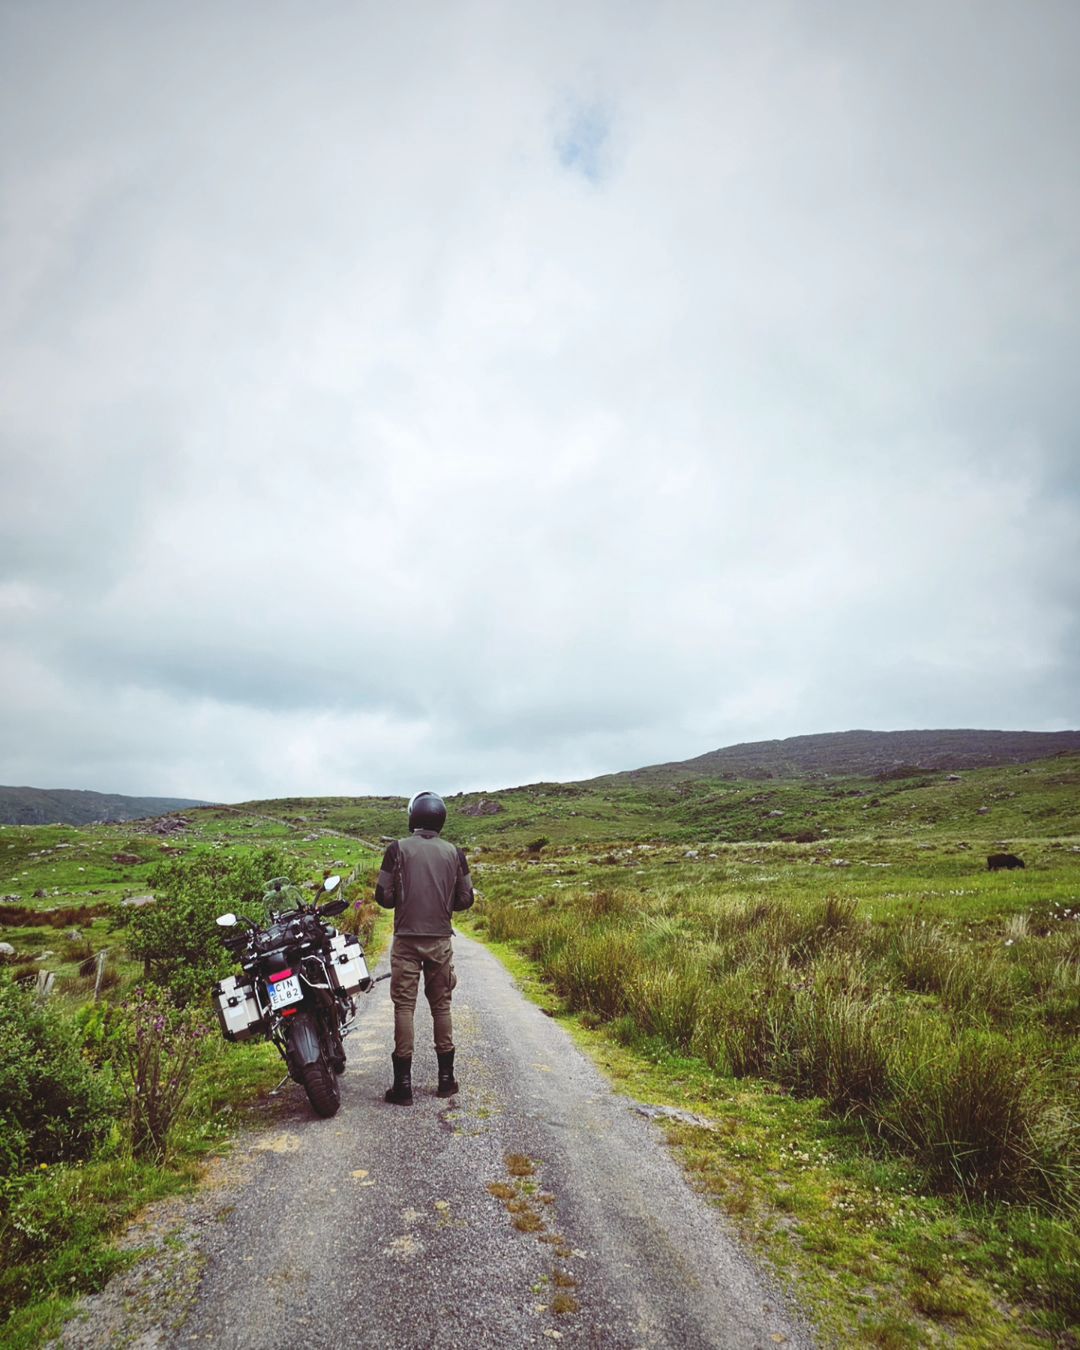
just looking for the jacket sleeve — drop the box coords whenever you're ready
[452,847,475,912]
[374,842,399,909]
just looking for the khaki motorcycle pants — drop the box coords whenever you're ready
[389,935,457,1057]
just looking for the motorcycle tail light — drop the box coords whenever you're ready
[267,969,294,982]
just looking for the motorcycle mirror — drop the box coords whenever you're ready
[323,875,342,893]
[216,913,238,927]
[320,898,347,917]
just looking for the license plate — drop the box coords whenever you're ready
[267,975,302,1009]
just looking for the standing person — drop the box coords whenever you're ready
[375,790,474,1105]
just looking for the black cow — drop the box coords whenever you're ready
[987,853,1025,871]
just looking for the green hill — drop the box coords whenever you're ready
[596,727,1080,785]
[0,786,214,826]
[227,751,1080,852]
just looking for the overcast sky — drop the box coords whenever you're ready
[2,1,1078,802]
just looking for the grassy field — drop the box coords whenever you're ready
[1,755,1077,1345]
[452,757,1080,1346]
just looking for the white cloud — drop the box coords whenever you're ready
[1,0,1077,799]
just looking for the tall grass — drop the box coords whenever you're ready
[482,884,1078,1209]
[880,1019,1049,1200]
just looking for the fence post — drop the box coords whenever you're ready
[94,948,109,1000]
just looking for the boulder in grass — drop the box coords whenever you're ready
[459,799,503,817]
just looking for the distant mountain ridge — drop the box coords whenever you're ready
[599,729,1080,785]
[0,786,214,826]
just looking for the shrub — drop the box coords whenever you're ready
[344,895,379,945]
[0,972,117,1176]
[120,987,212,1163]
[74,999,126,1067]
[339,869,379,945]
[125,847,302,1006]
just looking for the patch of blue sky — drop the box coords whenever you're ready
[554,100,612,184]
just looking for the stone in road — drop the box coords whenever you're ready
[60,934,811,1349]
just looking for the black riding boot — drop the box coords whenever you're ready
[436,1049,459,1098]
[384,1053,413,1105]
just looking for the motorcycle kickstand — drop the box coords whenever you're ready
[268,1071,292,1097]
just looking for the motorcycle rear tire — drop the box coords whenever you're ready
[300,1058,341,1118]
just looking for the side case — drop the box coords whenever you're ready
[213,974,263,1041]
[327,933,371,994]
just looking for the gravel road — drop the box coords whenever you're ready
[58,934,812,1349]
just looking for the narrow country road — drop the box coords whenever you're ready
[58,935,812,1349]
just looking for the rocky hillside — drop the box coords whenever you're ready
[598,728,1080,785]
[0,786,214,826]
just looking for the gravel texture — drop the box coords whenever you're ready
[57,934,813,1349]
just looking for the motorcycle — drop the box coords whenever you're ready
[211,875,373,1118]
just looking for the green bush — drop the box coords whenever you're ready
[120,987,212,1163]
[0,973,117,1176]
[73,1000,126,1067]
[125,847,302,1006]
[340,869,379,945]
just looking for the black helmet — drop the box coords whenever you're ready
[408,791,446,833]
